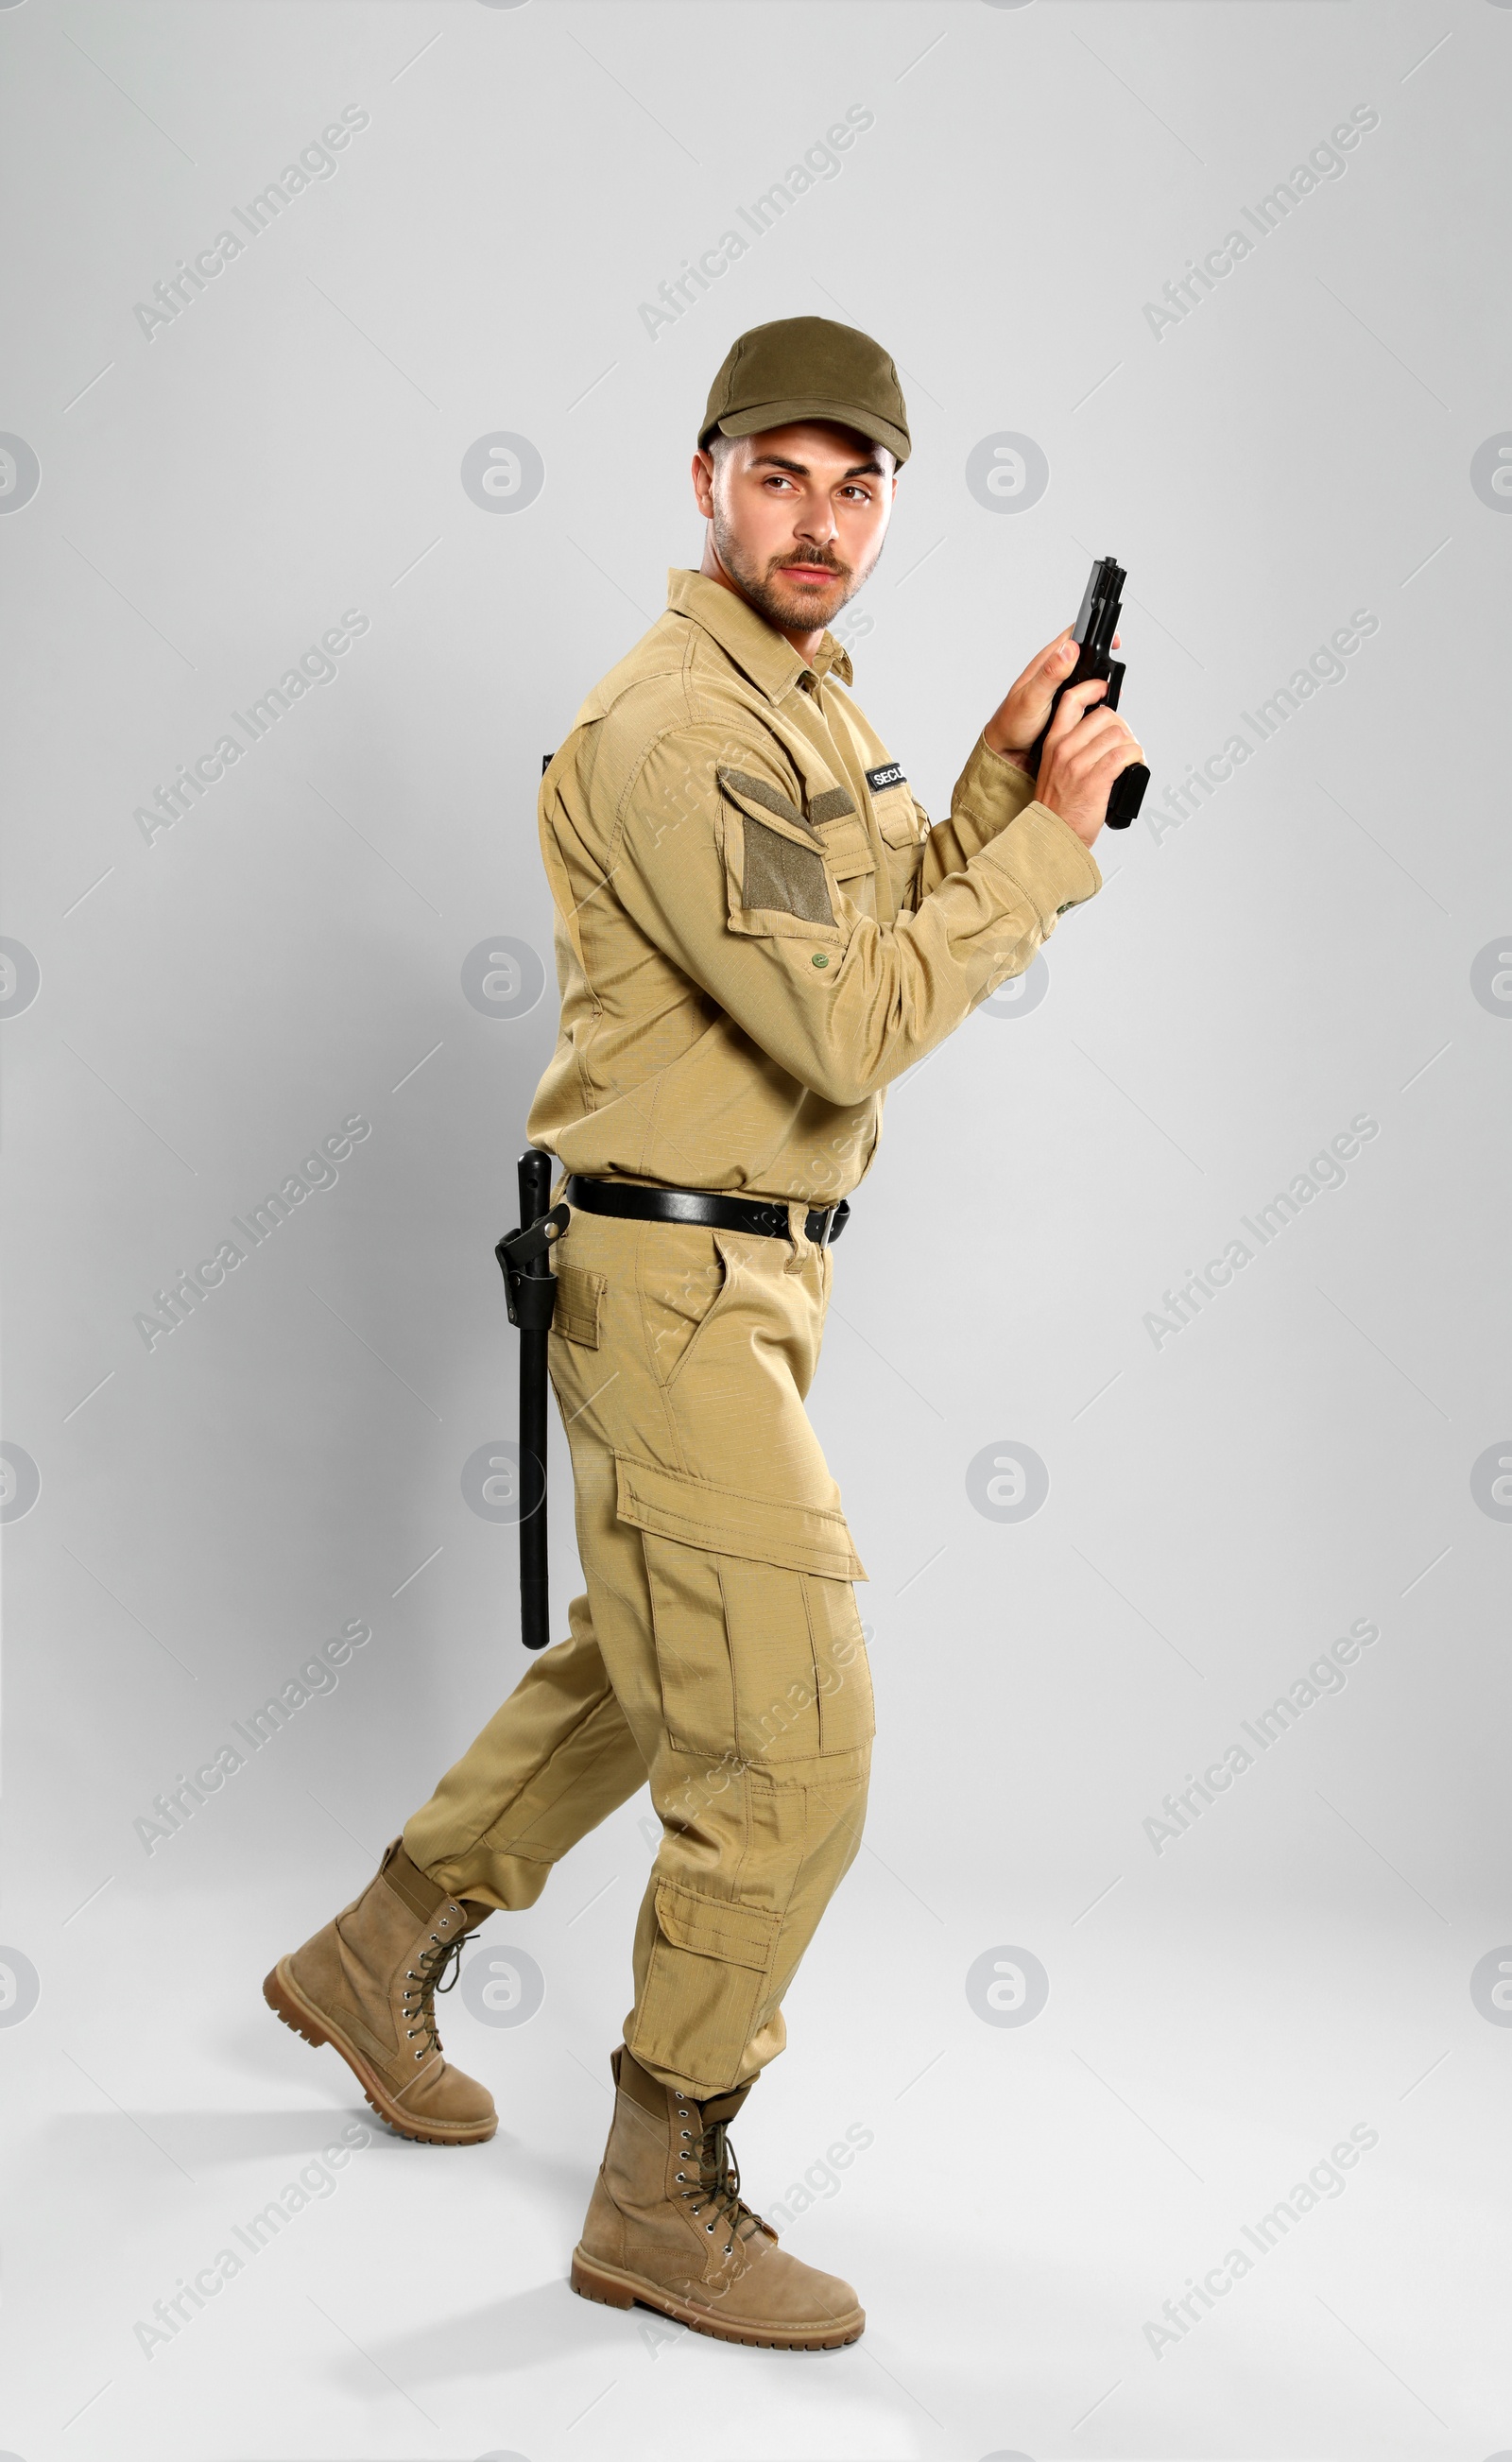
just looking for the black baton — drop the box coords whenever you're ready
[495,1149,567,1650]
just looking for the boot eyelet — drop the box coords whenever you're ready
[706,2222,715,2232]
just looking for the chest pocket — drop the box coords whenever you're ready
[869,786,925,917]
[811,793,879,923]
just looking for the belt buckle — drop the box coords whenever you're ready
[812,1203,836,1248]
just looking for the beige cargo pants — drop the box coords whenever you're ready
[402,1203,873,2100]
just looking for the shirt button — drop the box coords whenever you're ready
[811,954,830,970]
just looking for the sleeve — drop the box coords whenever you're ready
[919,734,1042,892]
[609,726,1101,1108]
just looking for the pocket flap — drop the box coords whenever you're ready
[615,1455,868,1581]
[654,1878,779,1972]
[716,766,818,840]
[818,818,877,882]
[874,787,924,849]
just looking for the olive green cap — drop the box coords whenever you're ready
[700,316,911,466]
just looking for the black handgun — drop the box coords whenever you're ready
[1027,555,1148,830]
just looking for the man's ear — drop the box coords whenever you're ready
[691,447,716,518]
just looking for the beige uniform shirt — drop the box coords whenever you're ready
[528,568,1102,1206]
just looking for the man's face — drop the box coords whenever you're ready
[693,422,897,635]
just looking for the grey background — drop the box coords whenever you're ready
[2,2,1508,2457]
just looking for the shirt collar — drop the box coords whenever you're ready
[666,568,853,698]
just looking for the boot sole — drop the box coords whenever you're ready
[262,1958,497,2146]
[569,2247,864,2349]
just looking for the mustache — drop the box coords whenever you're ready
[770,552,848,577]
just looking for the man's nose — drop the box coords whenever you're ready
[793,492,838,545]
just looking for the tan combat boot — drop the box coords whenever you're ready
[571,2045,864,2349]
[264,1838,496,2144]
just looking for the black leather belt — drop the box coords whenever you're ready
[565,1176,850,1248]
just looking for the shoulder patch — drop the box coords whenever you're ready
[808,785,857,826]
[866,761,906,793]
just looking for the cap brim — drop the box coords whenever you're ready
[701,397,909,466]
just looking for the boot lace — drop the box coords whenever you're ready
[401,1921,467,2060]
[676,2110,766,2259]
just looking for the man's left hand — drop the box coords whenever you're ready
[983,624,1121,771]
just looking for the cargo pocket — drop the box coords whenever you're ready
[615,1458,874,1765]
[629,1877,782,2089]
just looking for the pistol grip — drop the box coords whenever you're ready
[1105,762,1148,829]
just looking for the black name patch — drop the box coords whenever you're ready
[866,761,906,794]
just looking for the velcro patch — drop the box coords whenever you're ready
[866,761,905,793]
[742,814,833,926]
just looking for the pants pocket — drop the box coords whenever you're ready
[627,1878,782,2092]
[616,1457,874,1764]
[638,1226,731,1388]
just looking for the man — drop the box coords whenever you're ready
[266,317,1141,2349]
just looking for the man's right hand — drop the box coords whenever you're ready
[1035,676,1144,850]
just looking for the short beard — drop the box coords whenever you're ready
[709,501,867,635]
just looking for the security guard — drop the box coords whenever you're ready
[266,318,1142,2348]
